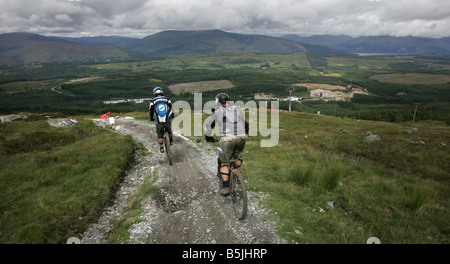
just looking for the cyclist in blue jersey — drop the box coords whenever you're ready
[149,87,174,153]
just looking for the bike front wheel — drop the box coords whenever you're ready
[230,170,247,220]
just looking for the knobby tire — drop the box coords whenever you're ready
[163,133,173,165]
[231,170,247,220]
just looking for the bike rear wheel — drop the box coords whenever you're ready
[230,170,247,220]
[217,171,223,191]
[163,133,173,165]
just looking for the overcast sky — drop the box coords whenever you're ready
[1,0,449,38]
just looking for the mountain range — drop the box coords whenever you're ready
[282,34,450,55]
[1,30,450,67]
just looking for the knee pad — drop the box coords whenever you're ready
[234,158,243,169]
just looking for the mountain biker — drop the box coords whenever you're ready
[204,93,249,196]
[149,87,174,153]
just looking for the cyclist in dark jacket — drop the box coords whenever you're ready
[149,87,174,153]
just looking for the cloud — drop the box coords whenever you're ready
[0,0,449,38]
[55,14,73,22]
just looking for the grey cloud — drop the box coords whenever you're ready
[0,0,449,38]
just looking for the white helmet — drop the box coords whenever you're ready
[153,87,163,96]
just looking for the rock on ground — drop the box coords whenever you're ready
[47,118,78,128]
[0,114,27,123]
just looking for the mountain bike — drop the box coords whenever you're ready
[217,158,247,220]
[163,130,173,165]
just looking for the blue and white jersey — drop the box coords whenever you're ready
[149,96,173,123]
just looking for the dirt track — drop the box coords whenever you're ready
[81,117,285,244]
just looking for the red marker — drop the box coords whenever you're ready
[100,112,111,119]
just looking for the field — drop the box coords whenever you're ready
[168,80,235,95]
[370,73,450,85]
[85,52,311,71]
[326,56,401,69]
[293,83,349,91]
[1,52,449,124]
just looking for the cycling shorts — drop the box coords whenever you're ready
[156,122,172,138]
[218,135,247,166]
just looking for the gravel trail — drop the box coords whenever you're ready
[81,117,285,244]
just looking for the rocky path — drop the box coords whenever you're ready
[81,117,285,244]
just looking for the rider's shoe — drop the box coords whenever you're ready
[170,139,173,146]
[220,187,230,196]
[160,147,164,153]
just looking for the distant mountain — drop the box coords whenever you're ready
[0,33,130,67]
[282,34,353,49]
[339,36,450,54]
[282,34,450,55]
[125,30,311,56]
[62,36,139,48]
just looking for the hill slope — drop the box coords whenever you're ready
[126,30,309,56]
[62,36,139,48]
[0,33,130,67]
[244,110,449,243]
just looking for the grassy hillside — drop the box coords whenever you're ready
[0,116,135,243]
[240,111,449,243]
[166,108,449,244]
[0,33,130,67]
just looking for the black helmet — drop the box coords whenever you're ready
[215,93,230,105]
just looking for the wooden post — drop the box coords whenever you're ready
[412,105,418,123]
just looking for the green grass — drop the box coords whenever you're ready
[0,117,135,243]
[240,110,449,244]
[319,163,343,191]
[288,163,314,187]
